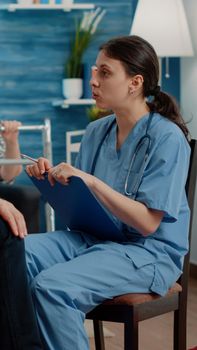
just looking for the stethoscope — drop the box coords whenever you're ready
[90,112,154,198]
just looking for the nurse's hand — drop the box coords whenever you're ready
[26,157,52,180]
[0,199,27,238]
[48,163,94,187]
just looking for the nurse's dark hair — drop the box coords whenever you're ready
[100,35,189,139]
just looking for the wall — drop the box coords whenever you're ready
[181,0,197,265]
[0,0,181,230]
[0,0,137,229]
[0,0,180,178]
[0,0,137,185]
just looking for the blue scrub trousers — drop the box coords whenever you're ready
[25,230,154,350]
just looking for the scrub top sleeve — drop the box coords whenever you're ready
[136,133,190,222]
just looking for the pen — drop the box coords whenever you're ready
[20,153,38,163]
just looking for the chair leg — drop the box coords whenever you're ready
[124,317,139,350]
[174,308,187,350]
[93,320,105,350]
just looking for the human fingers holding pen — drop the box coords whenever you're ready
[24,154,94,187]
[26,157,52,180]
[24,155,73,183]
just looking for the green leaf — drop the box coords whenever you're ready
[64,9,106,78]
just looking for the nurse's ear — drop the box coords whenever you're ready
[128,74,144,95]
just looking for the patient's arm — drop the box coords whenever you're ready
[0,120,22,182]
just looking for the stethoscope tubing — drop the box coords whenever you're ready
[90,112,154,198]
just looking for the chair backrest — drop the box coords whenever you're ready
[179,139,197,292]
[65,130,85,164]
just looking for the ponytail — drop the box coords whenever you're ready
[147,89,190,140]
[100,35,190,140]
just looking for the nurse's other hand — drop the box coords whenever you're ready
[48,163,93,187]
[0,199,27,238]
[26,157,52,180]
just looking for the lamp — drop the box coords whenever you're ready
[130,0,193,79]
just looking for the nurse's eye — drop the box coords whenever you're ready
[100,70,110,78]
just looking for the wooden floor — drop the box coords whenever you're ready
[89,277,197,350]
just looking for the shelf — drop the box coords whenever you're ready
[0,3,95,12]
[52,98,95,108]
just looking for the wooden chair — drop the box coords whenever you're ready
[86,139,197,350]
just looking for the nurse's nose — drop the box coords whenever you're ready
[90,66,99,87]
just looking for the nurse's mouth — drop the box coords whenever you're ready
[92,92,100,99]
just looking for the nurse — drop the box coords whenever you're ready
[2,35,191,349]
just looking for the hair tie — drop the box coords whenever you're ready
[154,85,161,96]
[149,85,161,97]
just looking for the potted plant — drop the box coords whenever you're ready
[86,105,111,121]
[63,7,106,100]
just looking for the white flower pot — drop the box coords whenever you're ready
[62,78,83,99]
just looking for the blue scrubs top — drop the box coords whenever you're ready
[75,113,191,295]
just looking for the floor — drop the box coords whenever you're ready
[89,277,197,350]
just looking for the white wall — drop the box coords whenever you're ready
[181,0,197,264]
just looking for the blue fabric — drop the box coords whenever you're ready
[24,112,190,349]
[75,113,190,295]
[25,230,155,350]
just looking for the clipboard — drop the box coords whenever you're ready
[28,174,126,242]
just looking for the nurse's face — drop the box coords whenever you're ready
[90,50,133,110]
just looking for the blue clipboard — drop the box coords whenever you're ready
[28,174,126,242]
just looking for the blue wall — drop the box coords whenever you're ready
[0,0,180,184]
[0,0,180,185]
[0,0,180,229]
[0,0,179,230]
[0,0,137,185]
[162,58,180,101]
[0,0,137,230]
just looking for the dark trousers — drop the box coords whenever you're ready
[0,218,43,350]
[0,184,40,233]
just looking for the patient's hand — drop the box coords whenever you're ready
[0,199,27,238]
[1,120,21,142]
